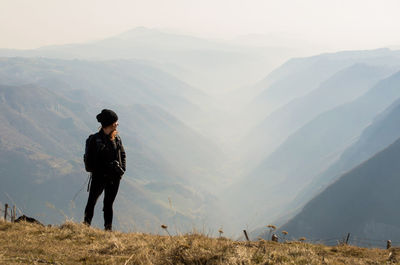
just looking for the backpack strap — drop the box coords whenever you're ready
[115,135,123,166]
[96,138,105,150]
[93,132,106,152]
[115,135,122,148]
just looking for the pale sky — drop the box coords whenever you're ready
[1,0,400,50]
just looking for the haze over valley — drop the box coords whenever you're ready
[2,20,400,246]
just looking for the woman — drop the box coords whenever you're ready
[84,109,126,231]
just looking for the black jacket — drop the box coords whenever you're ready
[92,130,126,178]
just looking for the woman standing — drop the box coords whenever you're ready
[84,109,126,231]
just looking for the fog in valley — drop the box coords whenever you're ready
[2,0,400,246]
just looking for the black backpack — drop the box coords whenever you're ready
[83,133,102,172]
[84,132,122,173]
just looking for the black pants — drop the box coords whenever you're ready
[84,174,120,230]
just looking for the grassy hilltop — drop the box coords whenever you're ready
[0,220,397,265]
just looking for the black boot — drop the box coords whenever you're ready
[83,212,93,226]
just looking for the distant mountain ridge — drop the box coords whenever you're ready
[225,49,400,235]
[244,62,396,165]
[291,97,400,214]
[247,48,399,118]
[0,57,205,123]
[279,136,400,244]
[0,27,295,93]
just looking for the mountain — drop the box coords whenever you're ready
[244,62,396,165]
[291,97,400,215]
[0,57,224,231]
[247,48,400,120]
[279,137,400,245]
[226,70,400,233]
[0,30,298,141]
[0,27,296,94]
[211,50,400,191]
[0,57,205,124]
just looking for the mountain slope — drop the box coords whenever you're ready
[0,57,205,124]
[244,63,395,163]
[280,137,400,243]
[247,48,399,119]
[227,70,400,232]
[292,97,400,213]
[0,78,223,231]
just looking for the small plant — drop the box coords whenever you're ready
[161,224,171,236]
[218,228,223,237]
[266,225,276,241]
[281,231,288,242]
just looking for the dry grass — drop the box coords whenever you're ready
[0,220,396,264]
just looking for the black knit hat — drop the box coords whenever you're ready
[96,109,118,127]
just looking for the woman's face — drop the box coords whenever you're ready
[111,121,119,131]
[103,121,119,134]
